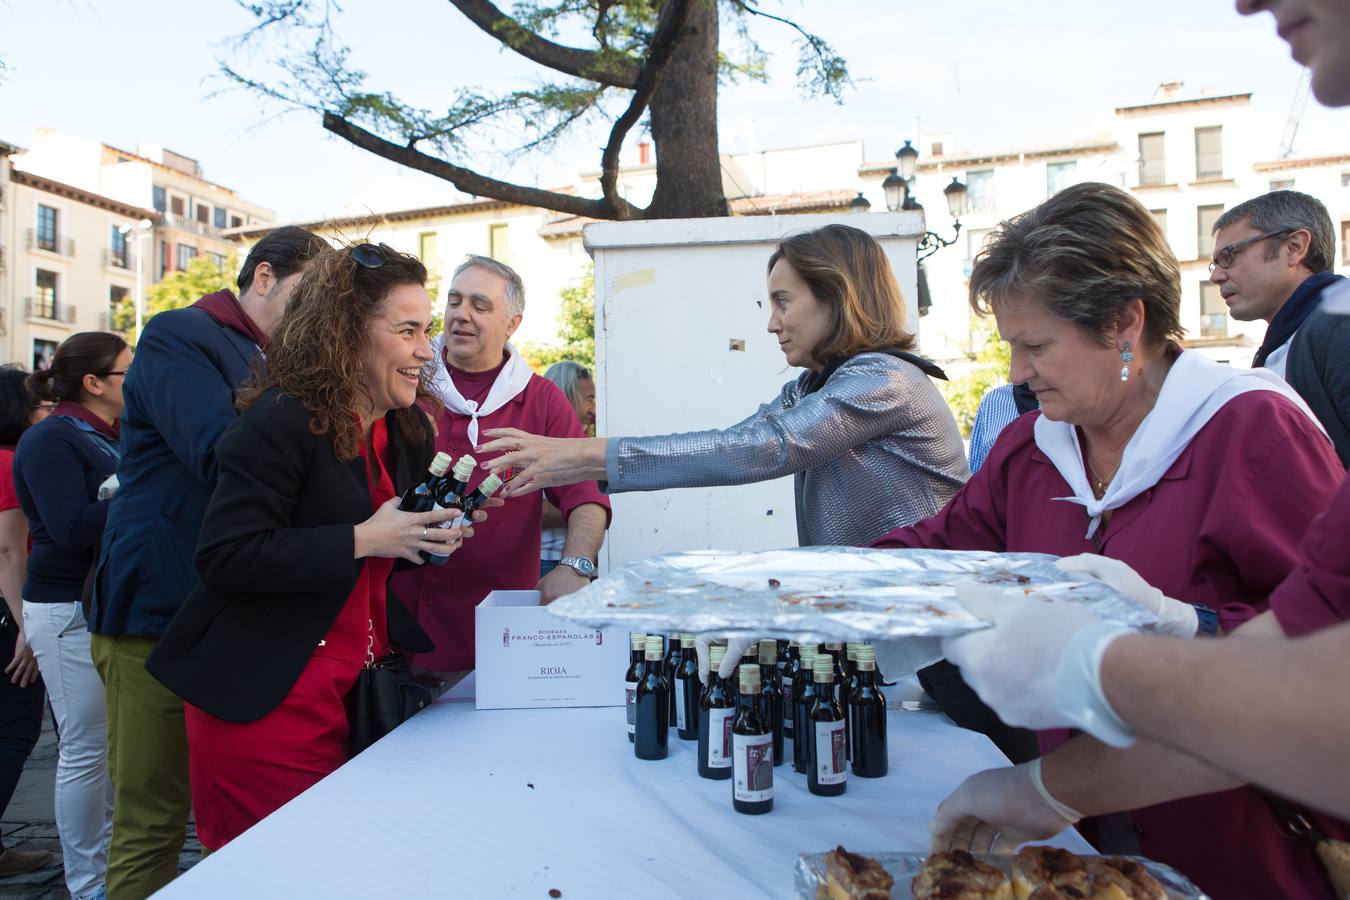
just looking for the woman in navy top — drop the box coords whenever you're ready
[14,332,129,900]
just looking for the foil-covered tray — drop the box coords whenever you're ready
[545,547,1158,643]
[793,850,1209,899]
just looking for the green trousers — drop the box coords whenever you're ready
[90,634,191,900]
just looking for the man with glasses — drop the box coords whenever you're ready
[1208,191,1349,463]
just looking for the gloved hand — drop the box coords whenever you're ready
[942,581,1135,747]
[929,760,1082,854]
[1056,554,1198,637]
[694,635,759,685]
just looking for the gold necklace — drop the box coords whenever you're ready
[1085,456,1118,498]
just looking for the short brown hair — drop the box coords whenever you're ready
[969,182,1184,350]
[767,224,915,365]
[238,243,433,462]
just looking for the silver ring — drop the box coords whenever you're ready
[421,527,428,541]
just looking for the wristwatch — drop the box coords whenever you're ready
[1194,604,1220,637]
[558,556,596,578]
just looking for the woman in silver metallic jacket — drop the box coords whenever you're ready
[480,223,970,548]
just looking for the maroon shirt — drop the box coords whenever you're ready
[873,391,1346,899]
[1270,477,1350,637]
[391,365,610,672]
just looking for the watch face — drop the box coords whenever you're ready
[567,557,595,576]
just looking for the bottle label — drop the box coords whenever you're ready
[781,674,795,725]
[706,707,735,768]
[815,720,847,785]
[733,732,774,802]
[675,679,687,731]
[625,682,637,735]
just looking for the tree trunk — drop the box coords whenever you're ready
[644,0,729,219]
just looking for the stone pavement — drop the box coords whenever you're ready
[1,711,201,899]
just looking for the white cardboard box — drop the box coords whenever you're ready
[473,590,628,710]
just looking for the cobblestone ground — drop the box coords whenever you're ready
[1,713,201,899]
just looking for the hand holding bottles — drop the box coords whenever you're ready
[353,497,468,563]
[695,635,759,685]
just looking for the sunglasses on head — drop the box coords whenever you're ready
[351,243,389,269]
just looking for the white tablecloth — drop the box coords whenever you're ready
[158,700,1091,898]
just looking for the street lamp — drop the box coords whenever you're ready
[120,218,154,339]
[882,141,968,260]
[848,192,872,214]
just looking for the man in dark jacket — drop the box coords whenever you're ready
[88,226,324,899]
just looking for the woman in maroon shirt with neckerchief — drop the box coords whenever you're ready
[870,184,1344,898]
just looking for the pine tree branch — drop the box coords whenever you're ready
[447,0,639,88]
[598,0,693,218]
[322,111,640,219]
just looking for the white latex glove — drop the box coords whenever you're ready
[1056,553,1198,637]
[929,760,1082,854]
[694,635,759,685]
[943,581,1135,747]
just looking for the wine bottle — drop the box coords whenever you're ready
[460,472,504,515]
[807,655,847,796]
[662,634,681,728]
[697,645,734,780]
[425,454,476,565]
[756,639,784,767]
[849,645,888,778]
[780,642,801,744]
[731,664,773,815]
[674,635,700,741]
[399,452,452,512]
[634,636,669,760]
[623,632,647,744]
[791,645,819,774]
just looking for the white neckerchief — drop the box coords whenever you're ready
[1034,350,1326,539]
[428,337,533,447]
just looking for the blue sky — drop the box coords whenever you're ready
[1,0,1340,222]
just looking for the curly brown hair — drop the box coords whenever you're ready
[237,242,434,461]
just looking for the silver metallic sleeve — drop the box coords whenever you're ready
[607,354,947,492]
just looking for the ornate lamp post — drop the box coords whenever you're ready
[882,140,968,260]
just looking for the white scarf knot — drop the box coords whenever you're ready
[428,337,533,447]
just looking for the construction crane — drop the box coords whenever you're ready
[1280,69,1312,158]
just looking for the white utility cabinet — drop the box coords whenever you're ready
[585,212,925,571]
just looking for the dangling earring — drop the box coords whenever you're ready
[1119,341,1135,382]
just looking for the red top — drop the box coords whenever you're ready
[873,392,1347,899]
[1269,477,1350,637]
[0,448,18,512]
[392,370,610,672]
[52,399,119,441]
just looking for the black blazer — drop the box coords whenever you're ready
[147,388,435,723]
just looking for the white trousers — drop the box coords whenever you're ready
[23,601,112,899]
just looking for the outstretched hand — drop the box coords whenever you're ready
[477,428,608,498]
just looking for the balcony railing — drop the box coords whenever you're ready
[161,212,218,237]
[27,229,76,257]
[24,297,77,324]
[103,248,133,269]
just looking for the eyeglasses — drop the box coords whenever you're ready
[352,243,388,269]
[1208,229,1294,273]
[95,371,127,379]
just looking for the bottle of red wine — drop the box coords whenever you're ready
[697,645,734,780]
[780,642,801,745]
[425,454,476,565]
[674,635,700,741]
[662,634,681,729]
[634,636,669,760]
[460,472,504,515]
[756,640,784,767]
[399,453,453,561]
[623,632,647,744]
[807,655,847,796]
[849,645,888,778]
[732,664,773,815]
[732,644,756,703]
[791,645,820,774]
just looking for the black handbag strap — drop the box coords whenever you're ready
[1260,790,1328,844]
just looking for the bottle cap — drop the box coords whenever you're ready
[629,632,647,649]
[475,473,505,498]
[799,645,818,664]
[856,645,876,661]
[846,643,862,660]
[758,639,776,665]
[452,454,477,480]
[857,657,876,671]
[789,640,800,648]
[812,656,834,681]
[825,642,843,652]
[644,636,663,660]
[680,635,696,648]
[738,663,760,693]
[429,452,452,476]
[709,645,726,668]
[742,645,756,659]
